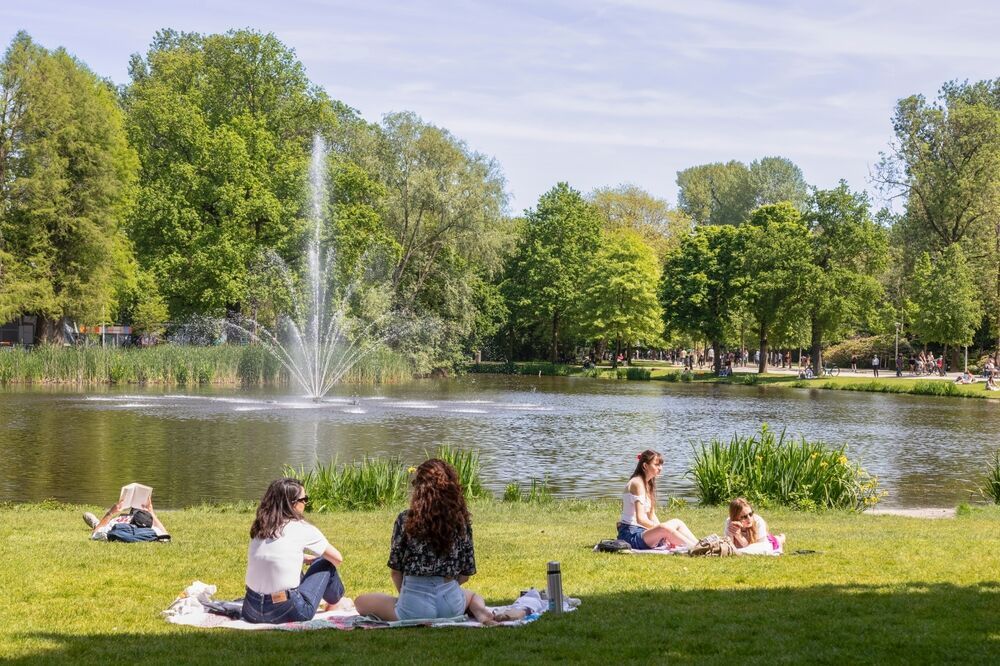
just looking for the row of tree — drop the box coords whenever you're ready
[0,29,996,371]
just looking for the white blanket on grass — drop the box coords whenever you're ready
[162,581,571,631]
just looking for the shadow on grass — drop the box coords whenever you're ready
[10,582,1000,664]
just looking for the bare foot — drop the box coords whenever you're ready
[492,608,527,623]
[777,533,786,546]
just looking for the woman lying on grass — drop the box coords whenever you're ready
[355,459,499,624]
[241,478,346,624]
[617,450,699,550]
[724,497,785,555]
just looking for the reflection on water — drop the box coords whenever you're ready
[2,376,997,508]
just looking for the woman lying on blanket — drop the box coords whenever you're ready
[724,497,786,555]
[355,459,501,624]
[617,450,699,550]
[241,478,346,624]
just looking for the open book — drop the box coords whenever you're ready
[119,483,152,510]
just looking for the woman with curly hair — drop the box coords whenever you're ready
[241,478,345,624]
[355,459,495,623]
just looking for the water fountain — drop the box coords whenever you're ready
[226,135,396,399]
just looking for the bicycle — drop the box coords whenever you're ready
[823,364,840,377]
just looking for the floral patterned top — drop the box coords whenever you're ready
[387,510,476,578]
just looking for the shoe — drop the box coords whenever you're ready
[83,511,99,529]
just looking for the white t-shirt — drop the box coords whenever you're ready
[620,490,650,526]
[245,520,331,594]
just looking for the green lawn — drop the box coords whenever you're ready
[3,502,1000,664]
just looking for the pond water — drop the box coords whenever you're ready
[2,375,996,508]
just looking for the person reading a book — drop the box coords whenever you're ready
[241,478,346,624]
[83,483,168,541]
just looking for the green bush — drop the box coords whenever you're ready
[286,457,409,512]
[688,424,884,511]
[981,451,1000,504]
[502,476,554,504]
[741,373,759,385]
[431,445,487,499]
[681,370,694,382]
[825,335,912,368]
[624,367,651,380]
[663,370,680,382]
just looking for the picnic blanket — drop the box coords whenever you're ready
[163,581,573,631]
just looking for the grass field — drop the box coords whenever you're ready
[3,502,1000,664]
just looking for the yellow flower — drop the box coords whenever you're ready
[810,453,819,459]
[820,461,829,468]
[407,466,417,474]
[837,455,849,465]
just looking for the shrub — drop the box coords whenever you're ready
[286,457,409,511]
[502,476,554,504]
[981,450,1000,504]
[680,371,693,382]
[431,445,487,499]
[741,373,759,385]
[663,371,680,382]
[825,335,912,368]
[624,367,651,380]
[688,424,884,511]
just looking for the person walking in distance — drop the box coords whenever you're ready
[872,354,880,378]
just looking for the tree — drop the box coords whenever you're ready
[742,202,818,373]
[911,245,981,354]
[677,157,809,227]
[578,229,662,365]
[589,184,691,262]
[803,183,888,374]
[749,156,809,211]
[0,32,137,339]
[659,225,745,374]
[123,29,335,319]
[676,161,754,226]
[502,183,601,362]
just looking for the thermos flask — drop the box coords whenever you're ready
[546,561,564,614]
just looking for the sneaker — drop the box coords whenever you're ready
[83,511,99,529]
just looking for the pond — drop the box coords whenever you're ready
[2,375,996,508]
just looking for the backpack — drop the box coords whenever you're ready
[107,522,161,543]
[595,539,632,553]
[688,534,738,557]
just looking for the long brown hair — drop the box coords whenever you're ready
[729,497,759,544]
[630,449,663,506]
[404,459,470,556]
[251,478,306,539]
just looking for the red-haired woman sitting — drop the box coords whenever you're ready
[355,459,495,624]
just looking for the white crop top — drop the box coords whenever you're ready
[619,490,650,526]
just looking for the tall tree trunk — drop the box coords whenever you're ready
[810,313,823,376]
[549,312,559,363]
[613,337,621,369]
[712,339,722,374]
[757,321,768,374]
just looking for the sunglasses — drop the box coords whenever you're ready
[295,495,310,505]
[738,510,754,521]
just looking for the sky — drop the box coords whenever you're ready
[3,0,1000,214]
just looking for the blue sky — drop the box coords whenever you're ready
[3,0,999,213]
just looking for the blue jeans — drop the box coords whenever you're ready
[395,576,466,620]
[617,523,650,550]
[241,558,345,624]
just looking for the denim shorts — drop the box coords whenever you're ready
[395,576,466,620]
[617,522,651,550]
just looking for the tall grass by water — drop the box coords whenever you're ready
[689,424,885,511]
[0,344,412,385]
[288,445,489,511]
[982,451,1000,504]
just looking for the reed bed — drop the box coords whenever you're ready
[982,451,1000,504]
[0,344,413,385]
[502,476,554,503]
[688,424,884,511]
[288,445,489,511]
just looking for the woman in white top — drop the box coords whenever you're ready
[617,450,698,549]
[724,497,785,555]
[241,478,345,624]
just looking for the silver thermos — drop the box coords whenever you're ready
[546,561,563,614]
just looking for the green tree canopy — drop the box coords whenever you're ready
[743,202,818,372]
[803,183,888,372]
[589,184,691,262]
[578,229,662,363]
[659,224,745,373]
[501,183,601,362]
[0,32,137,338]
[911,245,981,349]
